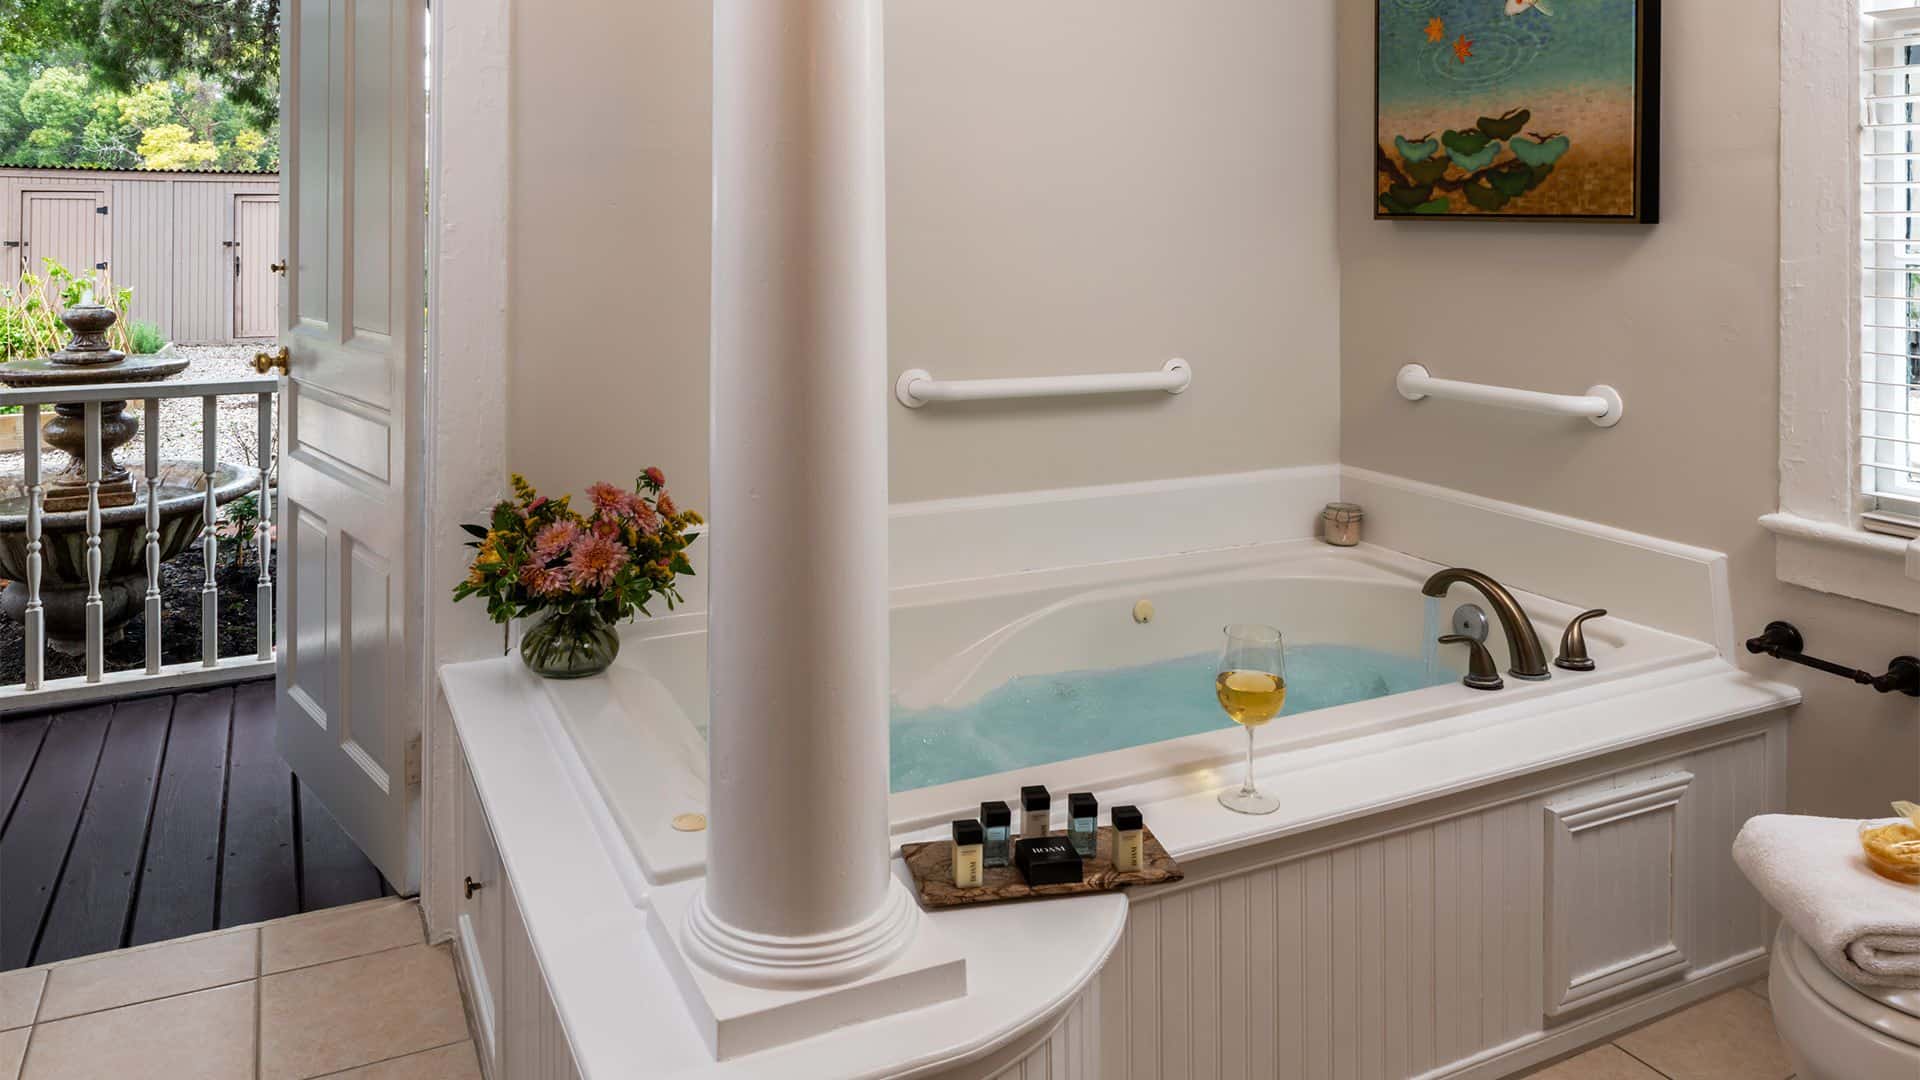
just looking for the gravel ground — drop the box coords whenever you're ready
[0,344,278,479]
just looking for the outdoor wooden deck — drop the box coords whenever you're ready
[0,680,393,971]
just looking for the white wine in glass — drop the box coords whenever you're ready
[1217,623,1284,814]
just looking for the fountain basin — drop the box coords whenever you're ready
[0,462,259,653]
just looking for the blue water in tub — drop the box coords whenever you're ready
[889,644,1453,792]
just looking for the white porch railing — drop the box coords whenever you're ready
[0,374,280,710]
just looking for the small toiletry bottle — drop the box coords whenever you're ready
[980,801,1012,868]
[1021,785,1051,838]
[1112,805,1145,873]
[1068,792,1098,858]
[952,819,985,888]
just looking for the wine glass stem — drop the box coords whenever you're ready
[1242,724,1257,795]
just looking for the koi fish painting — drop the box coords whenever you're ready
[1375,0,1658,221]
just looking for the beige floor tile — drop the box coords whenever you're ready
[317,1041,482,1079]
[36,927,257,1021]
[22,981,255,1080]
[0,1027,26,1080]
[1520,1044,1665,1079]
[262,898,424,974]
[260,943,470,1080]
[1616,988,1795,1080]
[0,969,44,1031]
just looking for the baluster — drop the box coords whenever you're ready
[255,391,272,659]
[202,394,219,667]
[84,401,103,683]
[144,397,162,674]
[22,402,44,690]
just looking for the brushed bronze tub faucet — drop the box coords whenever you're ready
[1420,568,1552,682]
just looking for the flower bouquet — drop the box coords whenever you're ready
[454,469,702,678]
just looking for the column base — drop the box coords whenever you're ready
[648,876,967,1059]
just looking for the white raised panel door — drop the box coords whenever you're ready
[273,0,427,892]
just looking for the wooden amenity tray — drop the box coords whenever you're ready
[900,826,1183,909]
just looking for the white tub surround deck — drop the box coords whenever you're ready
[441,468,1801,1079]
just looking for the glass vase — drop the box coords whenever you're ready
[519,610,620,679]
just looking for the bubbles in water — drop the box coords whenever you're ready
[1421,15,1552,98]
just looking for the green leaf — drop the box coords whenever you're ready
[1462,181,1510,212]
[1406,157,1449,185]
[1475,108,1530,141]
[1411,197,1451,215]
[461,523,490,539]
[1441,129,1491,157]
[1489,169,1532,197]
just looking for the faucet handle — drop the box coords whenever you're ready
[1439,634,1504,691]
[1554,609,1608,671]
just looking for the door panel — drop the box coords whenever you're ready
[234,195,280,338]
[21,191,107,298]
[274,0,426,893]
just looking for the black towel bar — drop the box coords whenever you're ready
[1745,621,1919,697]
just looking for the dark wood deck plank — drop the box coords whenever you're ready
[0,713,52,834]
[218,681,299,928]
[297,779,384,911]
[127,687,233,947]
[33,696,173,964]
[0,705,111,968]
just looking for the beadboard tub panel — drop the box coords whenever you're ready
[1095,724,1781,1080]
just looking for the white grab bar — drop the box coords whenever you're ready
[1396,363,1623,428]
[895,359,1192,408]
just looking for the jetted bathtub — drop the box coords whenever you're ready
[540,542,1715,884]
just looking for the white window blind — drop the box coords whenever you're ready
[1862,4,1920,524]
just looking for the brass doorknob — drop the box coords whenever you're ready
[253,346,289,375]
[464,876,485,899]
[269,260,287,275]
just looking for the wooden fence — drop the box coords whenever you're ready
[3,166,280,345]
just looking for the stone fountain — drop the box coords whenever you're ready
[0,298,256,653]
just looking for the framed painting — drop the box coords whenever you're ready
[1374,0,1659,222]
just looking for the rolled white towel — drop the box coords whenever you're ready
[1732,813,1920,990]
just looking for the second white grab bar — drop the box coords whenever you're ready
[895,359,1192,408]
[1396,363,1624,428]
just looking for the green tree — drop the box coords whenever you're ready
[136,122,216,169]
[0,0,279,121]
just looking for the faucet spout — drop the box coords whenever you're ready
[1420,568,1551,681]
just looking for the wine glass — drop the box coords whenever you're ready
[1216,623,1285,815]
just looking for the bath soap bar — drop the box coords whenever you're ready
[1014,835,1083,887]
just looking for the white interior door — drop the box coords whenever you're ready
[273,0,427,892]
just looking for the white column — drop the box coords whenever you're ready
[687,0,913,989]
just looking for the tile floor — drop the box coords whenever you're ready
[0,898,479,1080]
[1520,979,1796,1080]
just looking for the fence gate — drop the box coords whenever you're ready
[19,189,108,296]
[232,193,280,339]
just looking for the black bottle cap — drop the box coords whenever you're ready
[1068,792,1098,818]
[952,819,984,846]
[1112,804,1143,832]
[980,800,1011,828]
[1021,785,1050,811]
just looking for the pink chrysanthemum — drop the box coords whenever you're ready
[532,520,579,562]
[587,482,628,517]
[655,492,676,517]
[519,562,570,597]
[567,532,628,590]
[625,494,661,535]
[643,467,666,489]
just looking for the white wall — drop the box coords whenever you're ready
[505,0,1341,513]
[1336,0,1918,816]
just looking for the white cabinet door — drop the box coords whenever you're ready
[272,0,427,892]
[459,766,504,1070]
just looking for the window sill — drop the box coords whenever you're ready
[1759,512,1920,614]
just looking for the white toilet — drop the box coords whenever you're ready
[1767,925,1920,1080]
